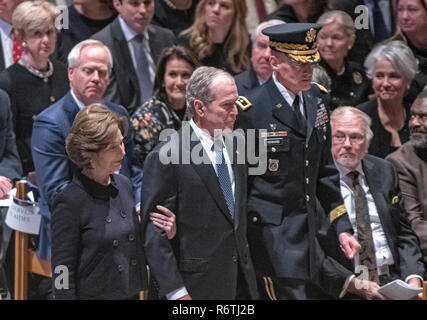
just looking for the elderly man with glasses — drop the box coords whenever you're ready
[329,106,424,300]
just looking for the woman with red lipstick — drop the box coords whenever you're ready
[0,1,69,177]
[391,0,427,106]
[356,41,418,158]
[178,0,250,75]
[131,46,199,167]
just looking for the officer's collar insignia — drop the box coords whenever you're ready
[236,96,252,111]
[269,123,277,131]
[268,159,279,172]
[305,28,316,43]
[276,103,282,109]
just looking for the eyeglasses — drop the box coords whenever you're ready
[332,133,365,144]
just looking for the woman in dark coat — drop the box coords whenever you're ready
[51,104,175,299]
[356,41,418,158]
[316,10,372,110]
[0,1,69,177]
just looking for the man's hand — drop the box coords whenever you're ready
[407,278,423,300]
[0,176,12,199]
[339,232,361,259]
[150,205,176,239]
[347,278,389,300]
[177,294,192,300]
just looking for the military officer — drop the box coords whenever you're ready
[235,23,360,299]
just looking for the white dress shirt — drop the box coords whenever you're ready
[0,19,14,69]
[117,16,155,84]
[272,72,305,117]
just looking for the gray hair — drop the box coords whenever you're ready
[364,40,418,82]
[331,106,374,142]
[312,65,332,92]
[316,10,355,42]
[251,19,285,43]
[67,40,113,71]
[186,66,234,118]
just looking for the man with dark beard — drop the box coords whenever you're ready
[387,90,427,275]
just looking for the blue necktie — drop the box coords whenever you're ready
[132,34,153,103]
[214,140,234,219]
[372,0,388,43]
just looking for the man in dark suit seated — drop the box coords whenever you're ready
[387,90,427,276]
[330,106,425,299]
[235,19,284,96]
[0,88,21,299]
[31,39,143,262]
[141,66,259,300]
[92,0,176,115]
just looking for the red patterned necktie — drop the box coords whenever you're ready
[11,28,23,62]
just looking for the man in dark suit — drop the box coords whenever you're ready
[235,19,284,96]
[0,0,25,71]
[0,88,21,299]
[330,0,396,65]
[142,66,258,300]
[92,0,176,115]
[330,106,424,299]
[235,23,360,300]
[31,40,143,261]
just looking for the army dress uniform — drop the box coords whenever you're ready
[235,23,354,300]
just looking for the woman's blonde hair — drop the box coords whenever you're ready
[181,0,250,74]
[12,1,59,38]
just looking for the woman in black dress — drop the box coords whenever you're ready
[0,1,69,177]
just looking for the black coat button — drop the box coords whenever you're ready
[118,265,123,272]
[128,233,135,241]
[105,217,112,223]
[131,259,138,266]
[113,240,119,247]
[121,211,127,218]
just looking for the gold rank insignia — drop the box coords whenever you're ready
[353,72,362,84]
[305,28,317,43]
[329,204,347,223]
[392,196,399,204]
[312,82,328,93]
[236,96,252,111]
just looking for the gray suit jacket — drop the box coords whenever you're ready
[92,18,176,115]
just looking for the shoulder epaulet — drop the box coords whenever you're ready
[312,82,328,94]
[236,96,252,111]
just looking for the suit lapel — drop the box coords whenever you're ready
[63,91,80,122]
[268,79,306,136]
[187,127,234,225]
[362,157,394,243]
[111,18,139,88]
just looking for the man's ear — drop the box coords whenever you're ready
[270,54,278,72]
[68,67,74,82]
[194,99,205,117]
